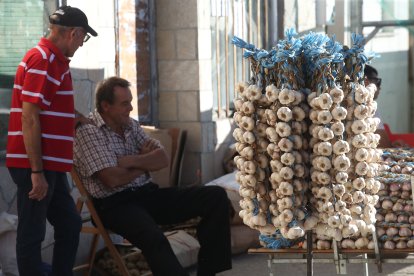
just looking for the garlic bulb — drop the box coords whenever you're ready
[304,216,318,230]
[277,106,293,122]
[316,240,331,250]
[292,106,306,121]
[342,224,358,238]
[327,215,341,228]
[352,177,366,190]
[353,104,370,120]
[240,116,255,131]
[333,141,350,155]
[265,84,279,102]
[286,226,305,239]
[351,120,368,134]
[331,122,345,136]
[341,239,356,249]
[331,106,347,121]
[318,127,335,141]
[235,82,249,97]
[317,142,333,156]
[355,237,369,249]
[241,101,255,115]
[333,155,351,172]
[246,85,262,101]
[329,87,344,103]
[278,88,295,105]
[335,172,348,184]
[278,138,293,152]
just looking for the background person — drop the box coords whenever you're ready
[364,65,410,148]
[364,64,392,148]
[6,6,97,276]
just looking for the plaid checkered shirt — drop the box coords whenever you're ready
[73,111,162,198]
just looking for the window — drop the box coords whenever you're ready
[211,0,274,119]
[0,0,56,154]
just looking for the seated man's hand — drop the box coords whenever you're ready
[140,138,161,154]
[117,139,161,169]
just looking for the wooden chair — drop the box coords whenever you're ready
[72,127,186,275]
[142,127,187,187]
[71,169,131,276]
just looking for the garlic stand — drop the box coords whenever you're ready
[232,30,381,249]
[308,34,382,250]
[233,30,310,248]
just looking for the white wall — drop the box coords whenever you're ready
[365,29,410,133]
[65,0,116,115]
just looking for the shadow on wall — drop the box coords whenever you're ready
[71,68,105,116]
[181,110,235,186]
[0,75,15,214]
[0,74,14,158]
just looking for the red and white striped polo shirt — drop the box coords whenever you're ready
[6,38,75,172]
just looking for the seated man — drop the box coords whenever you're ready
[73,76,232,276]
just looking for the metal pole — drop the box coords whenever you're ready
[363,253,369,276]
[306,230,313,276]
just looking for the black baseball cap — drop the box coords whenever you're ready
[49,6,98,37]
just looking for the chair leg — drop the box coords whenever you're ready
[84,233,100,276]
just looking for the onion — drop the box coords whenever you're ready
[341,239,356,249]
[377,190,388,197]
[392,202,404,212]
[376,227,385,237]
[355,237,369,249]
[396,240,407,249]
[317,240,331,250]
[401,191,411,199]
[389,183,400,192]
[381,200,393,210]
[384,240,395,250]
[404,204,414,213]
[375,213,384,222]
[399,227,412,237]
[390,165,401,173]
[367,240,375,250]
[390,191,401,197]
[386,227,398,237]
[407,240,414,248]
[397,214,409,223]
[402,182,411,191]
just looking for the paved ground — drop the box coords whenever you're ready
[188,252,414,276]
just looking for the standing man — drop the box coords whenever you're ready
[6,6,97,276]
[74,77,232,276]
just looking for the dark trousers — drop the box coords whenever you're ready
[8,168,82,276]
[93,183,232,276]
